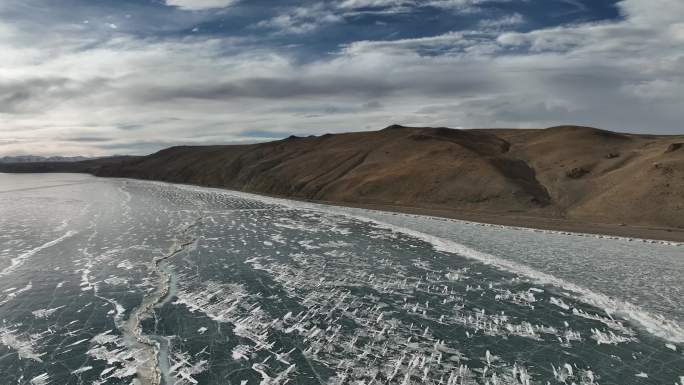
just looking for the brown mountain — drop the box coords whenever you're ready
[3,125,684,238]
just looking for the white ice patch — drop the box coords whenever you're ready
[103,276,128,286]
[231,344,251,360]
[86,330,149,381]
[591,328,635,345]
[550,297,571,310]
[0,231,77,277]
[15,281,33,294]
[0,282,33,306]
[71,366,93,374]
[116,260,135,270]
[0,326,45,362]
[66,338,89,347]
[29,373,50,385]
[32,306,65,319]
[168,349,209,385]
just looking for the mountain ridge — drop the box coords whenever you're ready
[2,125,683,237]
[0,155,93,163]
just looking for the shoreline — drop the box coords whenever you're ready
[245,193,684,244]
[126,175,684,245]
[5,171,684,243]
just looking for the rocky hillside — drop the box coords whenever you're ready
[3,125,684,229]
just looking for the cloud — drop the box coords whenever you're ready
[1,0,683,157]
[336,0,519,13]
[164,0,237,11]
[0,77,109,114]
[255,3,342,34]
[61,136,113,143]
[558,0,587,14]
[478,13,525,29]
[425,0,517,11]
[337,0,408,9]
[342,31,473,55]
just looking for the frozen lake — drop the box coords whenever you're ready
[0,173,682,385]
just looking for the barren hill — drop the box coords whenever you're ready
[3,125,684,236]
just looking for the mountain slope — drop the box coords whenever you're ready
[487,126,684,228]
[96,126,556,214]
[3,125,684,231]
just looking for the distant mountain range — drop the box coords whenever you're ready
[1,125,683,239]
[0,155,92,163]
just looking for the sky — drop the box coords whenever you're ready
[0,0,682,156]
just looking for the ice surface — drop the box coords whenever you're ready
[0,173,682,385]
